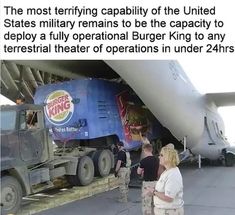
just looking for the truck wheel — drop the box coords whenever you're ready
[94,150,112,177]
[77,156,94,185]
[67,156,94,186]
[225,153,234,167]
[1,176,23,215]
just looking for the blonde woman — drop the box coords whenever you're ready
[149,146,184,215]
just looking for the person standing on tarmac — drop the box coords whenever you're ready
[157,143,175,179]
[114,141,131,203]
[150,146,184,215]
[137,143,159,215]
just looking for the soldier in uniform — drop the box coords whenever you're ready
[137,143,159,215]
[114,141,131,203]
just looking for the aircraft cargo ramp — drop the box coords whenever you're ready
[16,175,119,215]
[15,164,235,215]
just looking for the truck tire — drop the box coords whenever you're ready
[77,156,95,185]
[1,176,23,215]
[67,156,94,186]
[93,150,112,177]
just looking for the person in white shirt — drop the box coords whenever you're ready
[147,146,184,215]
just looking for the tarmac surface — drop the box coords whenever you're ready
[28,163,235,215]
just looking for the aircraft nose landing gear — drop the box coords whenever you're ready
[222,148,235,167]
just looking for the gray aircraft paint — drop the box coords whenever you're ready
[105,60,235,159]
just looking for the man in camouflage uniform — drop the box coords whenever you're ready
[115,141,131,203]
[137,144,159,215]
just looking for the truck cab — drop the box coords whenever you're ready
[0,104,53,214]
[0,104,114,214]
[1,105,51,169]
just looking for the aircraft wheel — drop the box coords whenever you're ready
[225,153,234,167]
[1,176,23,215]
[93,150,112,177]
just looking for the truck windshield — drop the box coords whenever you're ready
[0,111,16,130]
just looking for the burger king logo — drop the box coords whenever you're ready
[45,90,74,125]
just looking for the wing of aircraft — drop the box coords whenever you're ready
[206,92,235,107]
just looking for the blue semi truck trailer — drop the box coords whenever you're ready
[34,78,163,152]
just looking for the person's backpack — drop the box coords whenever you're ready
[125,151,131,168]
